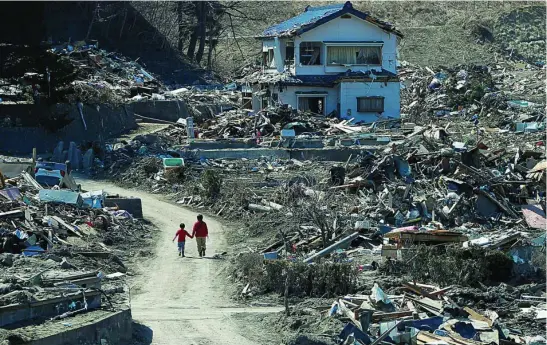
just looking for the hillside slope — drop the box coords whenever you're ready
[211,1,545,76]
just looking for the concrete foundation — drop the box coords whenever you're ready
[185,134,393,151]
[23,308,132,345]
[184,147,377,162]
[0,290,101,327]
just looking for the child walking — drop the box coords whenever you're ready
[172,223,193,257]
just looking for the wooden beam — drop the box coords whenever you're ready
[52,216,82,237]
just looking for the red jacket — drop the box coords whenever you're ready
[192,221,208,238]
[173,229,192,242]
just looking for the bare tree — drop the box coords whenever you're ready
[177,1,185,52]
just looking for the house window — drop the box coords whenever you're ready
[298,96,325,114]
[299,42,322,65]
[285,41,295,65]
[262,48,275,68]
[327,46,381,65]
[357,97,384,112]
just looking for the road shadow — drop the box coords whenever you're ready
[184,256,224,260]
[132,321,153,345]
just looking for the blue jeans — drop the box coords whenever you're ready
[177,241,185,254]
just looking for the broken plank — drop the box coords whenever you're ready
[407,282,439,290]
[407,301,416,312]
[339,299,361,329]
[51,216,82,237]
[402,283,429,296]
[372,310,414,321]
[21,172,43,190]
[429,286,453,297]
[303,232,359,263]
[418,297,443,311]
[0,209,24,218]
[54,235,70,246]
[464,306,493,327]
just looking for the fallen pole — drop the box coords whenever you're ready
[303,232,359,263]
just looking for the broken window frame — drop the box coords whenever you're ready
[357,96,384,113]
[326,44,382,66]
[299,42,322,66]
[285,41,295,66]
[262,48,275,69]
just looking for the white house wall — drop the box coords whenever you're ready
[339,81,400,123]
[294,15,398,75]
[262,39,275,51]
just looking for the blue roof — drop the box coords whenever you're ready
[260,1,402,38]
[262,3,345,37]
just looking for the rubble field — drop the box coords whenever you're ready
[1,29,545,345]
[58,56,546,345]
[0,162,157,343]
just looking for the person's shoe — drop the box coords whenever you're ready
[178,252,181,256]
[181,252,185,257]
[202,250,206,257]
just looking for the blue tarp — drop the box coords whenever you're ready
[39,189,83,207]
[404,317,444,332]
[81,190,105,209]
[23,245,45,257]
[0,187,21,201]
[394,157,411,177]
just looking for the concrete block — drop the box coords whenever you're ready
[67,142,82,170]
[52,141,64,163]
[104,197,143,218]
[24,309,132,345]
[0,290,101,327]
[82,149,95,171]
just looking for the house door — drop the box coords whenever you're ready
[297,96,325,115]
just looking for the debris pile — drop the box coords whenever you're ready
[0,41,163,105]
[198,106,343,138]
[0,163,153,330]
[325,280,547,345]
[94,95,545,343]
[400,60,545,128]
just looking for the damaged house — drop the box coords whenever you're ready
[249,1,403,123]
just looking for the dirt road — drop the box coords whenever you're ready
[80,179,280,345]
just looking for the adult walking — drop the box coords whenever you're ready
[192,214,209,257]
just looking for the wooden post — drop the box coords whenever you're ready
[32,148,37,175]
[284,266,291,316]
